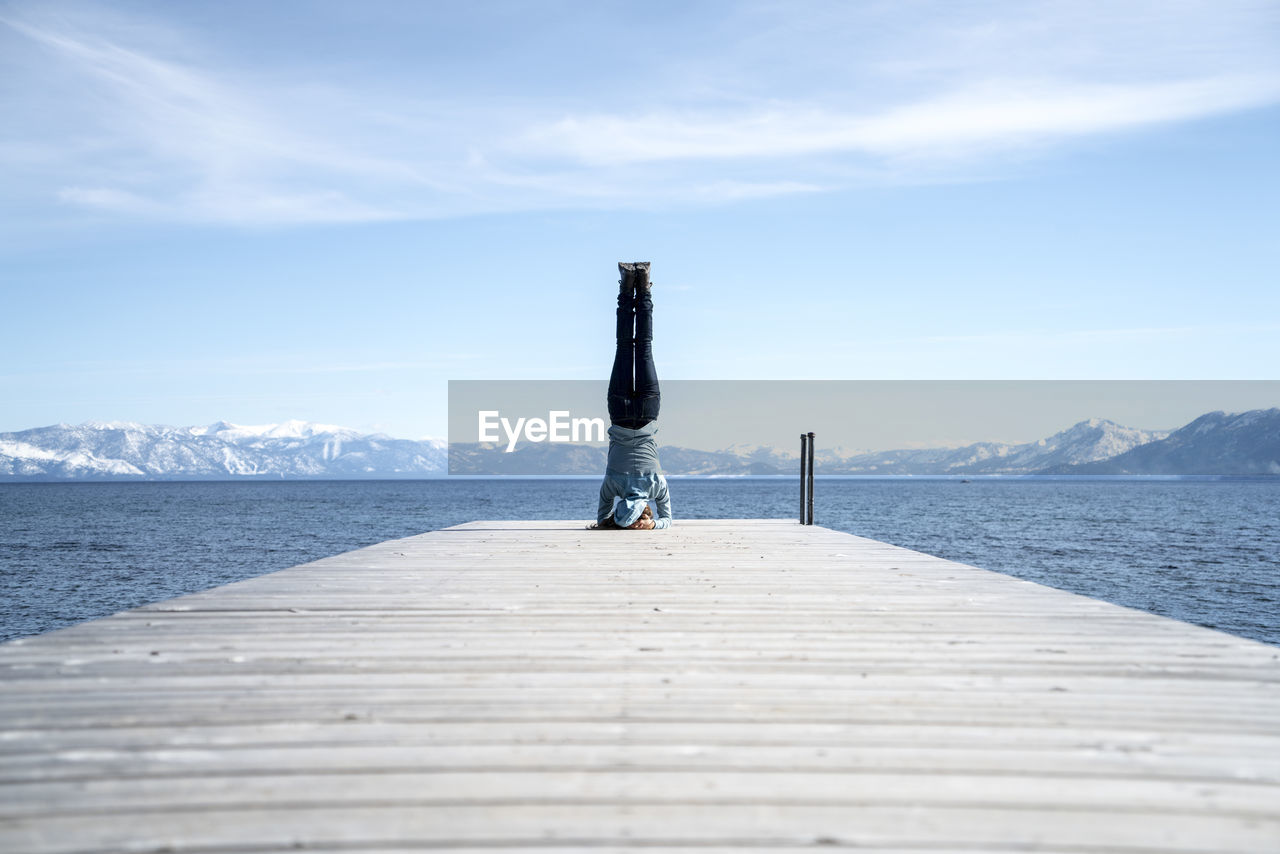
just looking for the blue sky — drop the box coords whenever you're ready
[2,0,1278,438]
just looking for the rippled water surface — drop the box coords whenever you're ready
[1,478,1277,645]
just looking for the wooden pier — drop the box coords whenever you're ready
[2,519,1278,852]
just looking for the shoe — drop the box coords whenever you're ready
[617,262,635,297]
[631,261,651,292]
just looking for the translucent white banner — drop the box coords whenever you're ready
[448,380,1280,476]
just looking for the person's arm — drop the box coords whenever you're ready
[597,479,619,525]
[652,477,672,529]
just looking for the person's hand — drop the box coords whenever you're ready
[627,504,655,530]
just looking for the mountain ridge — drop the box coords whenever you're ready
[706,418,1169,476]
[0,421,447,480]
[1044,408,1280,475]
[2,410,1276,480]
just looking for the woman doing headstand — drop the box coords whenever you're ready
[596,261,672,530]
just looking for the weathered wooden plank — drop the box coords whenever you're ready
[1,519,1278,853]
[3,743,1277,787]
[2,803,1277,852]
[3,771,1277,818]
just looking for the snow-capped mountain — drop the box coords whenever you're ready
[707,418,1167,475]
[188,419,362,441]
[839,417,1168,476]
[3,410,1274,479]
[0,421,447,480]
[1049,409,1280,475]
[453,411,1273,476]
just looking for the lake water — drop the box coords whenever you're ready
[1,478,1277,645]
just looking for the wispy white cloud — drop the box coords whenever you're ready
[3,9,430,224]
[56,186,164,216]
[520,75,1280,165]
[915,322,1280,346]
[2,1,1278,226]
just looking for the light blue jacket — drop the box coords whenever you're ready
[597,422,672,529]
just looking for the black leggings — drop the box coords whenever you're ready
[607,287,660,429]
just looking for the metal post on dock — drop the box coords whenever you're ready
[806,431,815,525]
[799,433,809,524]
[800,432,815,525]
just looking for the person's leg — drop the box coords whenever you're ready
[631,264,660,423]
[607,265,636,425]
